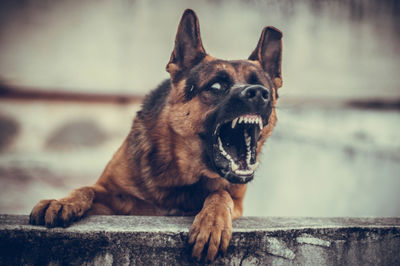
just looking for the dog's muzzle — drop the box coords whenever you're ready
[209,84,273,184]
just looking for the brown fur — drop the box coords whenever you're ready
[29,9,282,261]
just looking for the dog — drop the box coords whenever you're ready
[29,9,282,261]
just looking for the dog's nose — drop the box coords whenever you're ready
[240,85,270,104]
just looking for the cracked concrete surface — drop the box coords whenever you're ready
[1,215,399,265]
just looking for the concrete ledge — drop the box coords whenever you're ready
[1,215,400,265]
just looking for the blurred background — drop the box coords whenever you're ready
[0,0,399,217]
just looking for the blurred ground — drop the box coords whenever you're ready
[0,0,400,216]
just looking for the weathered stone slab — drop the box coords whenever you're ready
[1,215,399,265]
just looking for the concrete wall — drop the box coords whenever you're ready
[1,215,399,265]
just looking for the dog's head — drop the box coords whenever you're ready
[166,9,282,184]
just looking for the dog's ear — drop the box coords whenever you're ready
[166,9,206,78]
[249,27,282,88]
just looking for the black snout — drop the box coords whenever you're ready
[240,85,270,105]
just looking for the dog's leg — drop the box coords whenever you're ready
[29,185,103,227]
[188,190,239,262]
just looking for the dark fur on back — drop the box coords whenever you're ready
[138,79,171,122]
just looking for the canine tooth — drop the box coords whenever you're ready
[218,137,229,158]
[231,161,239,171]
[258,117,263,130]
[231,118,238,129]
[249,162,259,171]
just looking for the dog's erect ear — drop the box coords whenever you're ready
[249,27,283,88]
[166,9,206,77]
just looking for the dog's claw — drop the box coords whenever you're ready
[29,187,95,228]
[189,203,232,262]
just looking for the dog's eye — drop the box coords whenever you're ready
[210,82,222,90]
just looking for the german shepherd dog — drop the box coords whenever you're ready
[30,9,282,261]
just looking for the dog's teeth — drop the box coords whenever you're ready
[244,130,252,165]
[218,137,228,156]
[219,137,235,164]
[231,118,238,129]
[239,117,244,124]
[234,169,254,175]
[244,131,251,147]
[231,161,239,171]
[214,124,220,136]
[258,117,263,130]
[249,162,259,171]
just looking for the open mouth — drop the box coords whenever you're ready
[213,114,264,183]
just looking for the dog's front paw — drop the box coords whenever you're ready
[29,199,85,228]
[188,205,232,262]
[30,187,95,228]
